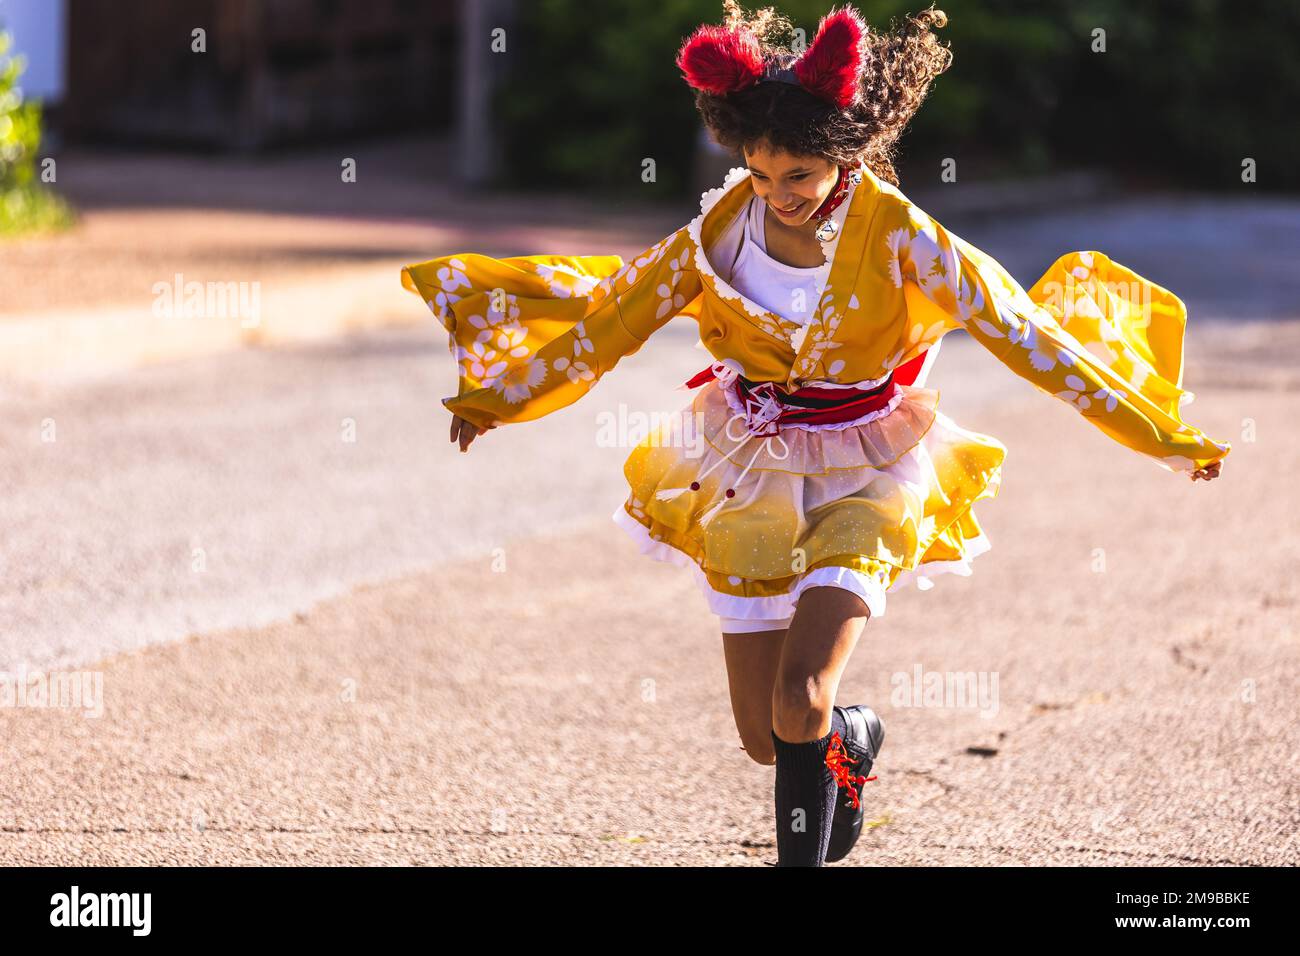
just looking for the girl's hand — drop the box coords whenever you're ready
[450,414,496,452]
[1190,461,1222,482]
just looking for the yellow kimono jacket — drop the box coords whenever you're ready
[402,162,1231,611]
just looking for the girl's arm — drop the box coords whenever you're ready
[402,224,701,436]
[879,195,1231,478]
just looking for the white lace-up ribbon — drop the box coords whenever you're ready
[656,363,791,526]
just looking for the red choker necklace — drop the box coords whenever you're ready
[808,164,863,241]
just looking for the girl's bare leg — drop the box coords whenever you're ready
[721,627,787,766]
[768,585,871,866]
[772,586,870,742]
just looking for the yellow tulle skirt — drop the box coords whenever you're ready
[612,378,1006,623]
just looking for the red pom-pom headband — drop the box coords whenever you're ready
[675,5,867,110]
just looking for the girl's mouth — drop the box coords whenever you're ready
[771,199,807,218]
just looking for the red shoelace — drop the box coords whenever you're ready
[825,731,877,810]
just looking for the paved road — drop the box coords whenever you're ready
[0,317,708,673]
[1,195,1297,864]
[6,311,1292,676]
[2,318,1296,864]
[4,192,1297,674]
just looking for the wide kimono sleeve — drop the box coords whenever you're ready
[401,224,701,430]
[882,196,1231,474]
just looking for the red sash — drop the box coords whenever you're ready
[681,349,927,435]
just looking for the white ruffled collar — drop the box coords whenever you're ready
[686,162,864,348]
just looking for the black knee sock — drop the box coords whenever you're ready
[771,707,848,867]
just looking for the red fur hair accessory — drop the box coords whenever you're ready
[675,5,867,109]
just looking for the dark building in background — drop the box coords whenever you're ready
[63,0,459,150]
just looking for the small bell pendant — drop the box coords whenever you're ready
[814,217,838,242]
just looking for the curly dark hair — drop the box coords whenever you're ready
[687,1,952,185]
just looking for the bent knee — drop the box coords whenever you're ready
[739,738,777,765]
[772,673,835,741]
[735,721,777,764]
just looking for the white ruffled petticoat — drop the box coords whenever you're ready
[612,491,991,632]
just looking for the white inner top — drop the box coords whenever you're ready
[726,196,831,328]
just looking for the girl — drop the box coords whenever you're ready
[402,2,1228,867]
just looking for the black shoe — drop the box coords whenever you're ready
[824,705,884,864]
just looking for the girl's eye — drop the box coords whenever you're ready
[789,173,808,181]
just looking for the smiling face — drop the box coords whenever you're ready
[742,140,840,228]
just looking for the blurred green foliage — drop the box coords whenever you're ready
[494,0,1295,196]
[0,30,74,237]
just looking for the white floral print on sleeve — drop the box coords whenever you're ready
[888,198,1231,473]
[402,225,701,429]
